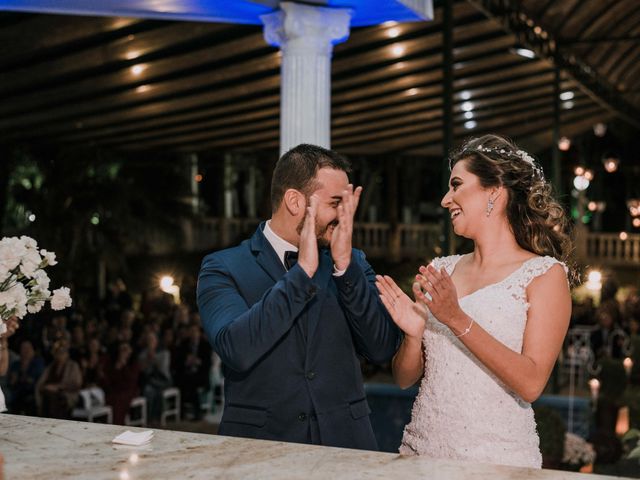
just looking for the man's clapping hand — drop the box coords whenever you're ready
[297,194,320,278]
[330,184,362,271]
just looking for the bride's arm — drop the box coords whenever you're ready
[376,275,426,389]
[391,336,424,389]
[418,264,570,403]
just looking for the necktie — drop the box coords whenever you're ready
[284,250,298,270]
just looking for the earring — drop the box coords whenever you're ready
[486,197,495,217]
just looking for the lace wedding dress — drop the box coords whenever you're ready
[400,254,567,469]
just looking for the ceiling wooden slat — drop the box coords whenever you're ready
[0,0,636,155]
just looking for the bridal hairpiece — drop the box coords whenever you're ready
[474,144,545,181]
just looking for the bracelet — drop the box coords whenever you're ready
[455,318,474,338]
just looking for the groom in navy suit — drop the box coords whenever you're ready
[197,144,399,450]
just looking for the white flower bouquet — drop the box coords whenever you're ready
[562,432,596,467]
[0,235,72,334]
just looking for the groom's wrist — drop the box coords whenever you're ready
[332,254,351,272]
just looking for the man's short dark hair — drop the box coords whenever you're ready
[270,144,351,212]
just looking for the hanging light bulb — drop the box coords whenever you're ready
[558,136,571,151]
[593,123,607,137]
[602,153,620,173]
[627,199,640,217]
[573,176,590,191]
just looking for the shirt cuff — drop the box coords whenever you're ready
[332,264,347,277]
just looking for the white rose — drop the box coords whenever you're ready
[19,248,42,279]
[50,287,72,310]
[31,287,50,300]
[0,322,6,335]
[0,267,11,284]
[39,249,57,266]
[7,283,29,319]
[0,237,26,272]
[19,236,38,249]
[14,302,27,319]
[27,299,45,314]
[32,269,51,291]
[0,282,27,312]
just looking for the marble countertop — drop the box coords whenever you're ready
[0,415,628,479]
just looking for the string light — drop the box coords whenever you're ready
[558,137,571,151]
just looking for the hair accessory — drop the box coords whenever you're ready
[474,144,545,182]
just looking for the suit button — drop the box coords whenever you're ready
[306,371,315,380]
[298,413,307,422]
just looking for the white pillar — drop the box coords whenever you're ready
[261,2,351,155]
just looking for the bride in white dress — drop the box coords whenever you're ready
[377,135,572,469]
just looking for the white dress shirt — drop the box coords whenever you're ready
[263,220,346,276]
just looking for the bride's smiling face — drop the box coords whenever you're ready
[441,159,495,238]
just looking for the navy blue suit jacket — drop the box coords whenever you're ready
[197,223,399,450]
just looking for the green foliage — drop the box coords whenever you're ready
[4,148,42,230]
[2,145,192,291]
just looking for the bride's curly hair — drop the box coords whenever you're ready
[449,134,572,263]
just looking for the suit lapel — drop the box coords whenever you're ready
[251,223,286,283]
[250,224,331,346]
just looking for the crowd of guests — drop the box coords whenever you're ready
[0,280,217,425]
[570,278,640,361]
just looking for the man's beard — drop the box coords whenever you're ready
[296,215,337,249]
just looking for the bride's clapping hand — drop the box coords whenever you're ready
[376,275,427,339]
[414,264,464,327]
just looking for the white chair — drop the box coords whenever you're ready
[72,387,113,423]
[125,396,147,427]
[561,327,597,390]
[161,387,181,426]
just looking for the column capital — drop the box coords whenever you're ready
[261,2,351,56]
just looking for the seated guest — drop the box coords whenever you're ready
[138,332,172,421]
[79,336,105,388]
[174,324,211,420]
[8,340,45,415]
[36,340,82,419]
[41,315,71,362]
[101,341,140,425]
[69,325,87,362]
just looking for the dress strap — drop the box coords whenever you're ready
[512,256,568,291]
[430,254,463,275]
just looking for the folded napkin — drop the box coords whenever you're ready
[112,430,154,446]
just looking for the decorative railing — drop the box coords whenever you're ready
[353,222,442,260]
[149,218,640,266]
[180,218,441,260]
[584,232,640,266]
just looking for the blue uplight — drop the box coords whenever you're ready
[0,0,432,26]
